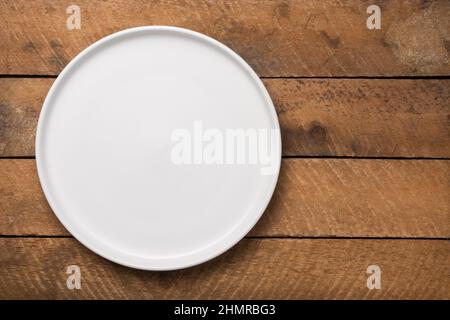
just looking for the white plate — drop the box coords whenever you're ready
[36,26,281,270]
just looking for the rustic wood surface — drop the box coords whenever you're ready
[1,159,449,238]
[0,0,449,300]
[0,238,449,299]
[0,0,449,76]
[1,78,449,157]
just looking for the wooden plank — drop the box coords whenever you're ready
[0,79,51,156]
[267,79,450,157]
[253,159,450,237]
[1,0,449,76]
[1,78,449,157]
[0,238,448,299]
[1,159,448,237]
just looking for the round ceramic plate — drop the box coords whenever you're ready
[36,26,281,270]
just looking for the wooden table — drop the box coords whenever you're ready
[0,0,449,299]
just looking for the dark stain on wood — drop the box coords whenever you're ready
[320,31,340,48]
[48,40,68,70]
[444,40,450,54]
[275,1,290,18]
[22,41,36,53]
[420,0,433,10]
[307,122,328,146]
[0,102,11,151]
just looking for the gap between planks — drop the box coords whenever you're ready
[1,75,450,79]
[1,157,450,160]
[0,235,449,240]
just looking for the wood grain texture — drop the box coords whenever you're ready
[0,238,448,299]
[253,159,450,237]
[266,79,450,157]
[1,78,449,157]
[1,0,449,76]
[1,0,449,302]
[0,79,51,156]
[1,159,448,237]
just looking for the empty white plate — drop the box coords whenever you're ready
[36,26,281,270]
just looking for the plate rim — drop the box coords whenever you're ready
[35,26,282,270]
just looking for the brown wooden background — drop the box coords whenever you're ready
[0,0,449,299]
